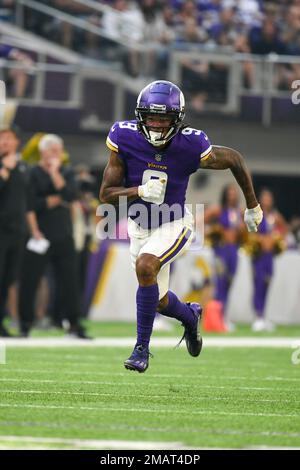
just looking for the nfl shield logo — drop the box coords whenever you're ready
[155,154,162,162]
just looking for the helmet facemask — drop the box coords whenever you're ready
[135,81,185,147]
[135,110,182,147]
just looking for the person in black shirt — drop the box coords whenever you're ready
[0,128,28,337]
[18,134,90,338]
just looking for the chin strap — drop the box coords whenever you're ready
[147,126,175,147]
[149,130,164,146]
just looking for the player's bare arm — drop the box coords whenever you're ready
[99,150,139,204]
[100,150,165,205]
[200,145,263,232]
[200,145,258,209]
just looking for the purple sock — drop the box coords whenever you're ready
[160,291,194,327]
[136,284,159,348]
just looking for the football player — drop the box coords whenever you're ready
[100,80,263,372]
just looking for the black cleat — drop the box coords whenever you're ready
[124,344,152,373]
[179,303,203,357]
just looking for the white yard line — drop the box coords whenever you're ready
[1,436,299,450]
[1,368,299,384]
[0,435,185,450]
[0,403,298,419]
[0,369,276,382]
[0,436,298,450]
[0,377,291,391]
[1,337,299,348]
[1,420,300,439]
[0,389,297,404]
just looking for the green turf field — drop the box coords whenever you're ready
[9,319,300,338]
[1,323,300,449]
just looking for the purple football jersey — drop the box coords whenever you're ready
[106,120,212,228]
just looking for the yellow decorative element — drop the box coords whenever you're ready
[21,133,70,165]
[21,133,44,164]
[106,137,118,152]
[92,245,117,305]
[106,141,117,152]
[183,290,202,304]
[243,232,286,258]
[195,257,211,279]
[183,257,213,306]
[159,227,189,263]
[201,151,212,162]
[148,163,168,170]
[88,240,99,253]
[205,223,225,247]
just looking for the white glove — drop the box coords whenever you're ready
[244,204,263,232]
[138,179,164,201]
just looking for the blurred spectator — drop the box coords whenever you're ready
[176,16,208,44]
[175,0,202,27]
[249,19,287,55]
[288,216,300,250]
[139,0,176,77]
[224,0,262,27]
[205,183,243,326]
[21,132,70,165]
[0,128,28,337]
[101,0,145,75]
[249,189,288,332]
[0,0,15,22]
[18,134,90,338]
[281,4,300,55]
[0,43,34,98]
[181,58,210,111]
[152,4,177,77]
[52,0,85,48]
[234,34,256,89]
[275,2,300,90]
[181,55,228,111]
[73,164,98,312]
[102,0,144,43]
[2,0,299,97]
[209,7,238,47]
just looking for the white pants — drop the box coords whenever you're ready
[127,211,194,300]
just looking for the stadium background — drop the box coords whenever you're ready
[0,0,300,451]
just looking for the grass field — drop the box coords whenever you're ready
[13,320,300,338]
[0,322,300,450]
